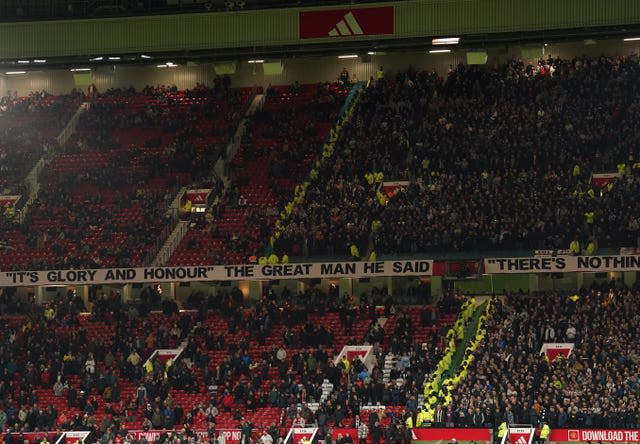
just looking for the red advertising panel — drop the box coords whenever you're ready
[133,429,241,443]
[412,428,492,441]
[382,181,409,198]
[299,6,394,39]
[185,188,212,205]
[591,172,620,187]
[551,429,640,442]
[0,194,20,207]
[155,349,181,363]
[291,428,317,444]
[507,427,535,444]
[346,350,367,361]
[540,343,574,363]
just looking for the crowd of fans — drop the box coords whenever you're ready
[0,91,81,195]
[172,82,349,265]
[3,56,640,444]
[2,277,640,441]
[0,282,460,444]
[0,286,197,436]
[180,285,454,437]
[275,55,640,258]
[6,58,639,267]
[450,280,640,429]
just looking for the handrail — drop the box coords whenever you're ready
[16,102,89,224]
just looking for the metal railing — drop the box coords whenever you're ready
[56,102,89,148]
[16,102,88,224]
[150,219,190,267]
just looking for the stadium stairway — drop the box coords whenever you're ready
[168,83,349,266]
[18,101,89,224]
[154,92,265,267]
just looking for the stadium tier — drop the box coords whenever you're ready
[0,287,460,441]
[0,87,252,271]
[276,58,640,259]
[0,93,81,197]
[168,83,350,266]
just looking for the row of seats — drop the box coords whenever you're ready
[0,295,459,434]
[169,83,350,266]
[0,86,251,271]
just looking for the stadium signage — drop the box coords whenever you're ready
[0,260,433,286]
[299,6,394,39]
[0,194,20,208]
[185,188,212,205]
[133,430,239,443]
[412,428,492,441]
[551,429,640,442]
[484,255,640,273]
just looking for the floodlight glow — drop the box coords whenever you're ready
[432,37,460,45]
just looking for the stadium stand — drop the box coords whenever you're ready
[0,85,252,271]
[1,34,640,444]
[0,92,81,196]
[275,56,640,258]
[449,284,640,429]
[0,284,461,442]
[169,82,349,266]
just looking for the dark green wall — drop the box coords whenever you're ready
[1,0,640,58]
[454,274,530,294]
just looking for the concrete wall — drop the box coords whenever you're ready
[4,38,638,96]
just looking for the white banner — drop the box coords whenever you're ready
[0,260,433,287]
[484,255,640,274]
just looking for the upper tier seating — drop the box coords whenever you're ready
[0,86,252,271]
[275,56,640,258]
[0,93,81,194]
[169,83,349,266]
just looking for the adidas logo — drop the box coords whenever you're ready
[328,12,363,36]
[515,436,528,444]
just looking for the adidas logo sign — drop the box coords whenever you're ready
[328,12,363,36]
[515,436,528,444]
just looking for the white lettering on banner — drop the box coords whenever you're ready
[484,255,640,274]
[133,430,241,443]
[582,430,639,442]
[219,429,242,443]
[64,432,90,438]
[0,260,433,287]
[553,429,640,442]
[186,188,212,205]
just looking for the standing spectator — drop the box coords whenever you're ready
[84,353,96,375]
[357,421,369,444]
[240,419,253,444]
[371,421,381,444]
[260,430,273,444]
[136,382,147,408]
